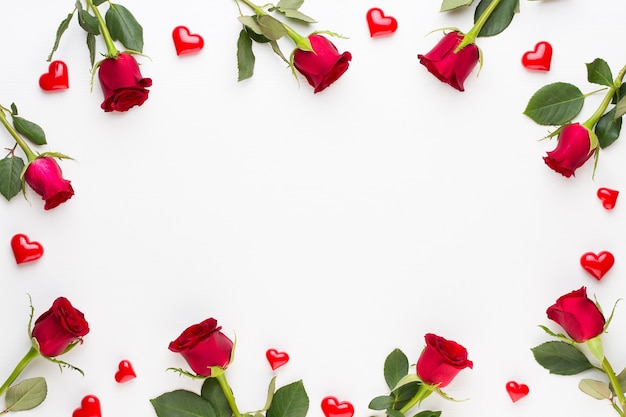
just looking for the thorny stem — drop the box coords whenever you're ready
[0,347,39,398]
[85,0,119,58]
[455,0,503,52]
[602,357,626,416]
[0,107,36,162]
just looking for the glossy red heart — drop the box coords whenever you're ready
[266,349,289,370]
[172,26,204,56]
[72,395,101,417]
[321,396,354,417]
[597,187,619,210]
[506,381,529,402]
[366,8,398,38]
[115,359,137,383]
[580,251,615,280]
[39,60,69,91]
[11,234,44,264]
[522,41,552,71]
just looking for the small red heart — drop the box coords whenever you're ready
[597,187,619,210]
[11,234,44,264]
[366,8,398,38]
[172,26,204,56]
[522,41,552,71]
[580,251,615,280]
[39,60,69,91]
[115,359,136,383]
[321,396,354,417]
[72,395,101,417]
[506,381,529,403]
[266,349,290,370]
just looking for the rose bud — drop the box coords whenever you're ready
[416,333,473,388]
[168,317,234,377]
[547,286,605,343]
[31,297,89,357]
[417,31,479,92]
[543,123,595,178]
[293,34,352,93]
[98,52,152,112]
[24,156,74,210]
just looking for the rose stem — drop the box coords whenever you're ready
[0,347,39,397]
[455,0,503,53]
[582,64,626,130]
[0,107,36,162]
[398,383,434,414]
[85,0,119,58]
[602,357,626,415]
[215,372,242,417]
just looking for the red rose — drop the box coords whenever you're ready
[416,333,473,388]
[417,31,479,92]
[31,297,89,357]
[168,318,234,377]
[547,286,605,343]
[543,123,595,178]
[98,52,152,112]
[23,156,74,210]
[293,34,352,93]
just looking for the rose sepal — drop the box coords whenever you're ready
[586,336,605,363]
[165,367,207,380]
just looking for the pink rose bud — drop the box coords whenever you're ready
[98,52,152,112]
[24,156,74,210]
[416,333,473,388]
[543,123,595,178]
[293,35,352,93]
[31,297,89,357]
[547,286,605,343]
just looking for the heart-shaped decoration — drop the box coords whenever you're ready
[11,234,44,264]
[172,26,204,56]
[72,395,101,417]
[321,396,354,417]
[266,348,290,370]
[366,8,398,38]
[115,359,137,383]
[39,60,69,91]
[580,251,615,280]
[597,187,619,210]
[506,381,529,402]
[522,41,553,71]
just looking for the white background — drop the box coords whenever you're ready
[1,0,626,416]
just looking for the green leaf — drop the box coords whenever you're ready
[201,377,233,417]
[259,376,278,412]
[415,411,442,417]
[531,341,594,375]
[612,83,626,104]
[237,30,255,81]
[586,58,613,87]
[87,33,96,67]
[384,349,409,390]
[386,409,404,417]
[48,12,74,61]
[92,0,107,5]
[391,381,420,411]
[10,103,18,115]
[368,395,394,411]
[105,4,144,52]
[77,8,100,35]
[475,0,519,37]
[440,0,474,11]
[523,82,585,126]
[276,0,304,9]
[12,116,46,146]
[616,95,626,119]
[579,379,612,400]
[5,377,47,411]
[257,15,288,41]
[151,390,217,417]
[595,108,622,148]
[281,9,316,24]
[266,380,309,417]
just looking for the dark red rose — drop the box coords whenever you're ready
[543,123,595,178]
[293,34,352,93]
[23,156,74,210]
[98,52,152,112]
[31,297,89,357]
[417,31,479,92]
[547,287,605,343]
[168,318,234,377]
[416,333,473,388]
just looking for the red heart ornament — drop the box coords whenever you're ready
[266,349,290,370]
[11,234,44,264]
[115,359,137,383]
[366,8,398,38]
[580,251,615,280]
[172,26,204,56]
[72,395,101,417]
[522,41,552,71]
[39,60,69,91]
[597,187,619,210]
[321,396,354,417]
[506,381,529,402]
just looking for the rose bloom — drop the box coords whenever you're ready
[168,317,234,377]
[416,333,473,388]
[293,34,352,93]
[417,31,479,92]
[24,156,74,210]
[98,52,152,112]
[547,286,605,343]
[31,297,89,357]
[544,123,595,178]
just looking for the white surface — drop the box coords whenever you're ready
[1,1,626,416]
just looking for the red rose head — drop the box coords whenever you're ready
[547,286,605,343]
[416,333,473,388]
[293,34,352,93]
[31,297,89,357]
[543,123,595,178]
[417,31,479,92]
[98,52,152,112]
[24,156,74,210]
[168,318,234,377]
